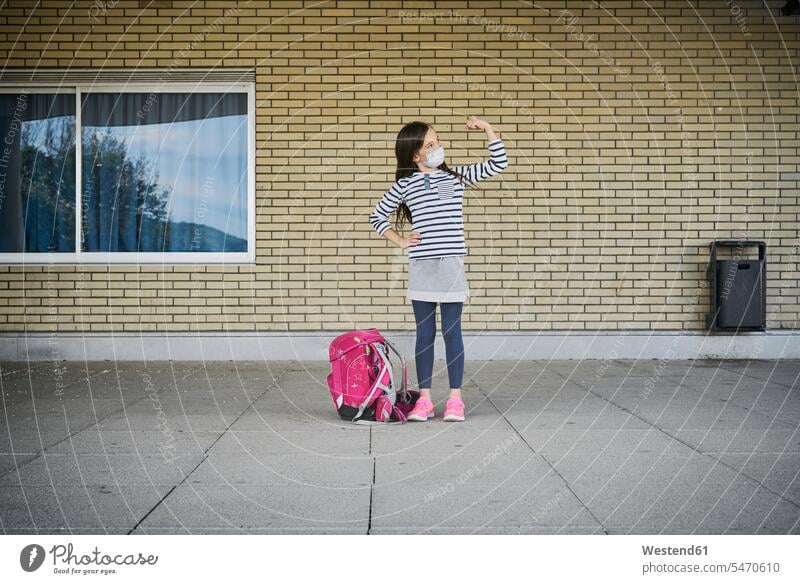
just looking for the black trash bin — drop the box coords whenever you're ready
[705,240,766,332]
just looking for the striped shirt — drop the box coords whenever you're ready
[369,138,508,260]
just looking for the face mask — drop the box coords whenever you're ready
[423,145,445,168]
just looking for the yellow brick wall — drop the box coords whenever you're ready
[0,0,797,332]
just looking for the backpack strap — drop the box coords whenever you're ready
[371,343,396,406]
[351,384,380,422]
[352,342,393,422]
[352,338,408,423]
[383,338,407,398]
[391,404,408,424]
[374,341,411,423]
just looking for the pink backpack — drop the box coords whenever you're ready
[326,328,419,423]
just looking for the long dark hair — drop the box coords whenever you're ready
[392,121,475,233]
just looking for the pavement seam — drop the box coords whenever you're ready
[704,360,797,391]
[367,427,374,535]
[614,358,797,428]
[126,360,299,535]
[551,367,800,511]
[0,366,195,481]
[469,377,611,535]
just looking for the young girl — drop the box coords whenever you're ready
[369,116,508,422]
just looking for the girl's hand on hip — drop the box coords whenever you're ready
[400,231,422,249]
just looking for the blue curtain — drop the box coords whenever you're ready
[0,93,76,253]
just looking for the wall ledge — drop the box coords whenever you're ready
[1,330,798,361]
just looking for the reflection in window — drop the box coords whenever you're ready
[0,93,76,252]
[81,92,248,253]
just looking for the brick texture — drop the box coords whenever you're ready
[0,1,797,332]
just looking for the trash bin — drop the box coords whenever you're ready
[705,240,766,332]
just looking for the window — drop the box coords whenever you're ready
[0,77,255,264]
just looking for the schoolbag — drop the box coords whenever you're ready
[326,328,419,424]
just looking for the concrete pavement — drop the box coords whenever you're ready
[1,359,798,534]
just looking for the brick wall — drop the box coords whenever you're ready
[0,0,797,333]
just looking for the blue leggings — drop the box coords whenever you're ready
[411,300,464,390]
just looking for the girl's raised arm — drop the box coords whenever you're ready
[451,137,508,188]
[452,117,508,188]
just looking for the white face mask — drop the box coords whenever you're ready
[423,145,445,168]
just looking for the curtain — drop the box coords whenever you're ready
[0,93,76,253]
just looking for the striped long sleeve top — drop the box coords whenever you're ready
[369,137,508,260]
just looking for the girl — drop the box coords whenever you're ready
[369,116,508,422]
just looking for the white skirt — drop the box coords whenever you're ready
[406,255,470,303]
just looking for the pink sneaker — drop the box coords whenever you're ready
[443,397,465,422]
[407,395,435,421]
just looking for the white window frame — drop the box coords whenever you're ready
[0,81,256,265]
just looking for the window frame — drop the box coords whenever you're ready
[0,81,256,265]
